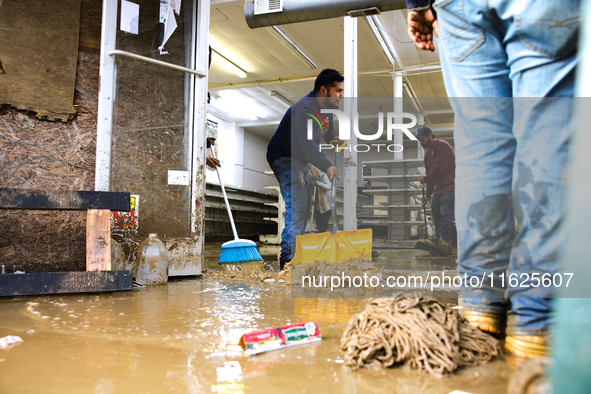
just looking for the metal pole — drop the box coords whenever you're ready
[107,50,206,77]
[343,16,358,231]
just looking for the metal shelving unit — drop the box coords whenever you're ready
[360,159,431,245]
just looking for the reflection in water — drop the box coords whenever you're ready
[0,249,512,393]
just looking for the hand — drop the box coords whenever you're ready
[407,9,439,52]
[206,156,221,169]
[418,175,426,184]
[326,166,339,182]
[422,196,431,207]
[330,139,347,151]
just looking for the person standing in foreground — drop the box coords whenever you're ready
[416,126,455,256]
[267,69,344,269]
[406,0,578,358]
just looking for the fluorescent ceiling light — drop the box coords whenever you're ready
[211,48,247,78]
[212,90,269,121]
[267,26,317,69]
[270,91,292,106]
[365,16,402,68]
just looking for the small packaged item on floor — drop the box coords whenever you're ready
[238,322,321,355]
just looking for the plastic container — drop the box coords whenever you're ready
[135,233,169,285]
[110,239,126,271]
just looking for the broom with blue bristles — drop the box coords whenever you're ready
[208,140,263,270]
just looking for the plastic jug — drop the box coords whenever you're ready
[111,239,126,271]
[135,233,169,284]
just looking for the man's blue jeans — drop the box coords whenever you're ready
[431,190,455,243]
[434,0,578,334]
[270,157,310,263]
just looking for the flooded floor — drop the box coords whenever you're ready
[0,246,521,393]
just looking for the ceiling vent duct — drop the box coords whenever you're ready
[245,0,406,29]
[254,0,283,15]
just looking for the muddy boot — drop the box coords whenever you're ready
[505,334,548,358]
[430,238,453,256]
[429,236,440,245]
[463,310,507,335]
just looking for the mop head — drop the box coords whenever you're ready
[341,296,502,377]
[218,239,263,264]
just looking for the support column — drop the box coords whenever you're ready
[191,0,210,263]
[417,114,425,160]
[392,72,404,161]
[343,16,358,231]
[89,0,118,271]
[95,0,118,192]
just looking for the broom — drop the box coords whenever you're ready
[207,141,263,268]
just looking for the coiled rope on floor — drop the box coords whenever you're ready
[340,296,502,377]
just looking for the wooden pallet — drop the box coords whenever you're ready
[0,188,132,295]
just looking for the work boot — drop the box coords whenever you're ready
[279,258,291,271]
[505,334,548,358]
[430,238,453,256]
[463,310,506,335]
[429,236,440,245]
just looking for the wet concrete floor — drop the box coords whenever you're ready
[0,245,520,393]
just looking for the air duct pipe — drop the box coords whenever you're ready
[245,0,406,29]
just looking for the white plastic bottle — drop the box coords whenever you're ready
[135,233,169,285]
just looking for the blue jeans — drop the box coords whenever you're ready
[270,157,311,262]
[434,0,578,334]
[431,190,455,242]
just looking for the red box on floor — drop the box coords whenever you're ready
[238,322,322,355]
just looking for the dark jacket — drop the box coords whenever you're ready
[406,0,432,10]
[266,91,336,172]
[424,139,455,199]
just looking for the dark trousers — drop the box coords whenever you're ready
[314,209,331,233]
[431,190,455,242]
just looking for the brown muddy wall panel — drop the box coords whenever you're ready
[0,0,102,273]
[0,0,82,121]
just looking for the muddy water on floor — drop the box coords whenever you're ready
[1,248,515,394]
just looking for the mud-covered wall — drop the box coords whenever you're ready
[0,0,102,273]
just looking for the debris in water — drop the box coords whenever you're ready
[0,335,23,349]
[239,322,322,355]
[340,296,502,377]
[291,258,382,287]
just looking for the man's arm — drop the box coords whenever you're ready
[294,109,339,180]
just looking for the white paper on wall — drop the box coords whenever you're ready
[120,0,139,35]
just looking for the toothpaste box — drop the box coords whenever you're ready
[238,322,321,355]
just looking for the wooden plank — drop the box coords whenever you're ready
[86,209,111,271]
[0,271,132,297]
[0,189,130,211]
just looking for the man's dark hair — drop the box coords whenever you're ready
[314,68,344,94]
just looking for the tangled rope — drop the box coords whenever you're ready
[340,296,502,377]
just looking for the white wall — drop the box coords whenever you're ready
[243,131,276,191]
[205,114,277,192]
[205,114,244,188]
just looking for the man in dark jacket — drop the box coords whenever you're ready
[417,126,455,256]
[267,69,343,268]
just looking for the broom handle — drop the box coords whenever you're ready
[208,142,239,241]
